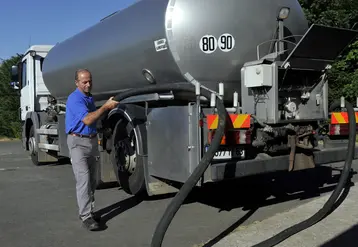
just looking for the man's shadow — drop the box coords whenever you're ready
[92,189,175,231]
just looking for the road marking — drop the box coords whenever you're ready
[0,167,21,171]
[0,153,13,156]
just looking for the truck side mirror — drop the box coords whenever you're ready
[11,65,19,82]
[10,65,20,90]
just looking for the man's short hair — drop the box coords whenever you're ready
[75,68,91,81]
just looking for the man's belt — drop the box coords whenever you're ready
[69,133,97,138]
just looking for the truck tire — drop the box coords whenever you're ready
[110,118,147,196]
[28,125,40,166]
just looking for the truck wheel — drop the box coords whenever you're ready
[28,125,40,166]
[110,119,147,196]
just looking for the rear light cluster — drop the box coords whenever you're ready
[329,111,358,136]
[205,113,252,145]
[207,129,251,145]
[329,124,358,136]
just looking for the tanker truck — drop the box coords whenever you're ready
[9,0,358,197]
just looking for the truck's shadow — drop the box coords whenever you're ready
[187,166,351,212]
[190,166,355,246]
[93,165,356,242]
[319,223,358,247]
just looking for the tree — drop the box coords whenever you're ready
[0,54,23,138]
[328,41,358,103]
[299,0,358,28]
[298,0,358,103]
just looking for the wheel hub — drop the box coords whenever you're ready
[114,134,137,174]
[124,140,136,173]
[28,137,36,155]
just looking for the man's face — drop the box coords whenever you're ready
[75,71,92,94]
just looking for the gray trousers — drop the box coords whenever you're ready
[67,134,99,221]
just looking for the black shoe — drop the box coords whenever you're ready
[82,217,100,231]
[92,213,101,223]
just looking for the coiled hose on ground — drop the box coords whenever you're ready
[113,85,355,247]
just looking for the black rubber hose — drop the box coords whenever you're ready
[113,84,355,247]
[111,83,227,247]
[251,99,356,247]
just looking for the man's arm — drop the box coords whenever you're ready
[82,96,119,126]
[82,105,108,126]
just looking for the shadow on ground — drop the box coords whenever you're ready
[188,166,352,212]
[320,223,358,247]
[92,165,356,245]
[193,166,355,246]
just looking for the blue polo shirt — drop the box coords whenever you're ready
[65,88,97,135]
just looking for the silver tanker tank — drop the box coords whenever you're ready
[42,0,309,103]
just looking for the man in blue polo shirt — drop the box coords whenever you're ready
[66,68,119,231]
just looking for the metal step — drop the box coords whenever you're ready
[38,143,59,151]
[36,128,58,135]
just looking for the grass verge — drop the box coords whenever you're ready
[0,136,20,142]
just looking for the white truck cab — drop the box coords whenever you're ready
[11,45,59,164]
[11,45,53,121]
[10,44,115,186]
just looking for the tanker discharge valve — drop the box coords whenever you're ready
[283,97,298,120]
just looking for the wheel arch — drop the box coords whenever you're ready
[24,112,41,150]
[106,104,148,155]
[105,104,149,195]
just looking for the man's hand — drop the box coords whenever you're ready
[82,96,120,126]
[103,97,120,110]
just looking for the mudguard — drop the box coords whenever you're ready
[106,104,147,153]
[104,104,150,195]
[24,112,41,150]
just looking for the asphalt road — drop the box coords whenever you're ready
[1,140,358,247]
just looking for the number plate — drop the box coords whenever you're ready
[206,146,245,160]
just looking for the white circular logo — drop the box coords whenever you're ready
[199,35,217,54]
[218,33,235,52]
